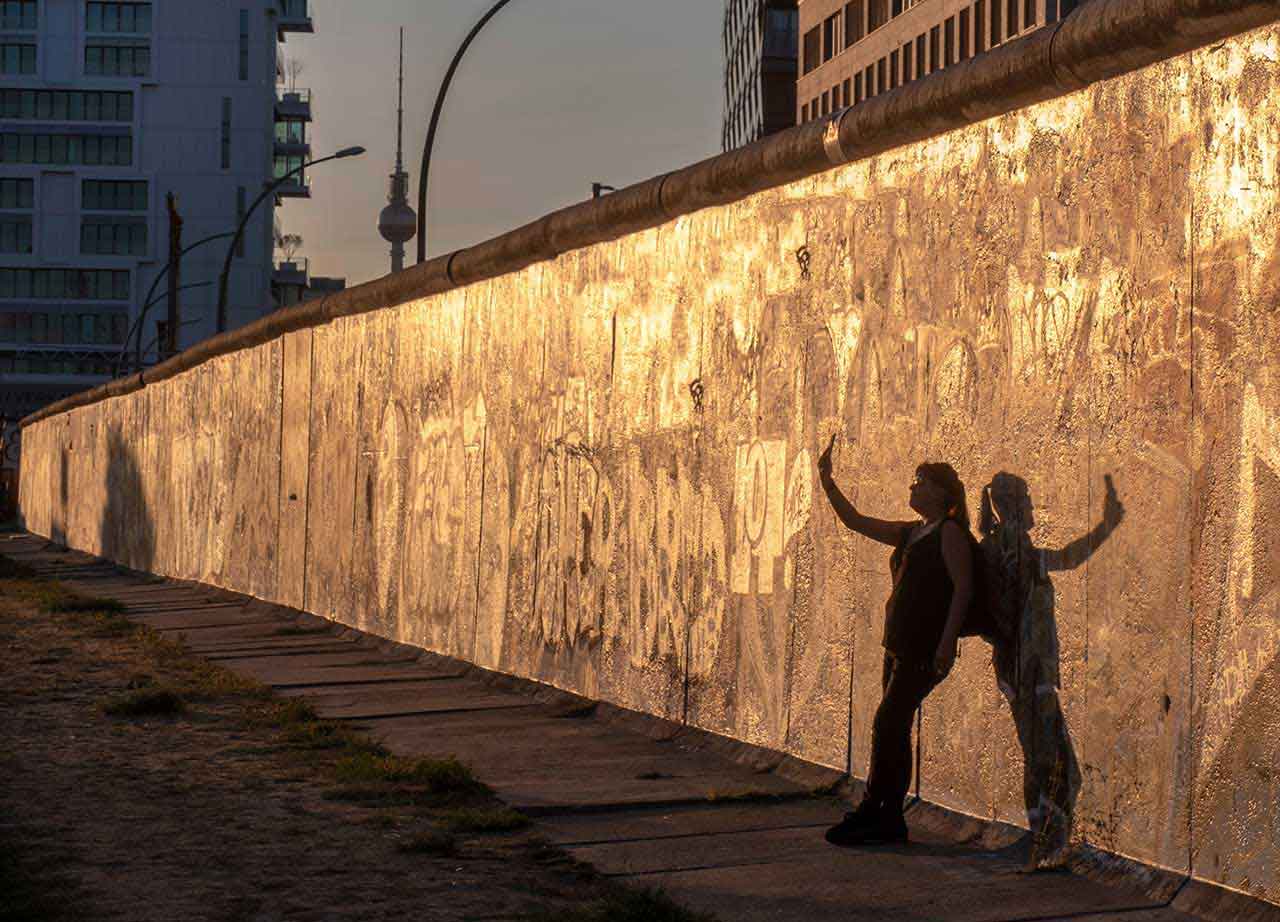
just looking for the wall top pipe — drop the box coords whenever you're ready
[20,0,1280,430]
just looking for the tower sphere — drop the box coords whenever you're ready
[379,200,417,244]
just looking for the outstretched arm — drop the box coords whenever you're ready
[1043,474,1125,573]
[817,435,913,547]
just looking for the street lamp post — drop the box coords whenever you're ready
[120,230,235,373]
[416,0,517,264]
[216,146,366,333]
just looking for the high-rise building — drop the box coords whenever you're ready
[796,0,1083,124]
[0,0,320,425]
[723,0,800,152]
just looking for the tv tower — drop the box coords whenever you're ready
[378,28,417,274]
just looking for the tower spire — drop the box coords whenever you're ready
[378,26,417,274]
[395,27,405,175]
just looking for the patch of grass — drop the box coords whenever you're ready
[134,628,270,700]
[272,625,332,637]
[101,686,186,718]
[334,753,482,794]
[283,720,387,757]
[703,788,779,804]
[397,830,457,856]
[437,807,530,835]
[523,887,719,922]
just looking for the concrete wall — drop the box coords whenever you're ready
[19,16,1280,908]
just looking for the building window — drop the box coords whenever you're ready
[865,64,875,97]
[2,90,134,122]
[82,179,147,211]
[821,90,829,116]
[274,154,306,182]
[991,0,1003,45]
[877,57,886,93]
[889,49,899,89]
[845,1,865,46]
[0,217,32,254]
[0,133,133,166]
[236,186,246,257]
[868,0,887,31]
[2,1,37,29]
[1,43,36,74]
[0,269,131,300]
[1006,0,1019,37]
[1025,0,1037,28]
[943,17,955,66]
[802,26,820,75]
[764,8,798,57]
[239,9,250,80]
[86,2,152,33]
[959,9,971,60]
[915,34,926,78]
[274,118,306,144]
[85,44,151,76]
[800,102,808,122]
[86,3,152,77]
[930,25,941,71]
[823,12,840,62]
[976,1,988,52]
[842,78,852,107]
[901,42,913,83]
[221,97,232,169]
[0,178,34,209]
[80,217,147,256]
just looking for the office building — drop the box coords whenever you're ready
[1,0,320,425]
[797,0,1084,123]
[723,0,800,152]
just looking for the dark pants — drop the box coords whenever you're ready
[865,652,939,816]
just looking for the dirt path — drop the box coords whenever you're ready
[0,550,707,922]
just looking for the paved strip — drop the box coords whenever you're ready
[0,532,1205,922]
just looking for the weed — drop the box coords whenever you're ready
[334,753,482,795]
[283,721,387,757]
[102,686,186,718]
[437,807,530,834]
[273,626,332,637]
[522,887,719,922]
[703,789,778,804]
[397,830,457,856]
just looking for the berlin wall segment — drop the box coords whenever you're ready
[18,14,1280,913]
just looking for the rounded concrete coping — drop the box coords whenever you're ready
[20,0,1280,429]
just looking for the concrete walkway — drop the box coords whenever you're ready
[2,533,1204,922]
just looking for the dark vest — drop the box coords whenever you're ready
[883,523,955,663]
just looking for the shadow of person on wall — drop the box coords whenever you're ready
[100,431,154,575]
[978,472,1125,869]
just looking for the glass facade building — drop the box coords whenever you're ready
[723,0,800,152]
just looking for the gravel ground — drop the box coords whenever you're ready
[0,553,706,922]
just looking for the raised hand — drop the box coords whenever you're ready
[1103,474,1124,528]
[818,432,836,482]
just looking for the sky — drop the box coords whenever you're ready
[283,1,724,287]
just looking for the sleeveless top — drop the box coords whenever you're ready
[882,521,956,664]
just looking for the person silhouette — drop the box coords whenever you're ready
[978,472,1125,867]
[818,434,978,846]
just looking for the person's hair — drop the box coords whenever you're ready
[916,462,970,530]
[978,471,1031,535]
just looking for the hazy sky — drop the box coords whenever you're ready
[284,1,724,286]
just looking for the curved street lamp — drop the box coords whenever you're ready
[119,230,235,373]
[114,281,215,374]
[216,145,366,332]
[416,0,517,264]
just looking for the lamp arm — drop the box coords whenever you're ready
[217,151,346,332]
[416,0,516,264]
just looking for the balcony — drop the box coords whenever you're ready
[272,257,309,287]
[274,174,310,199]
[273,121,310,158]
[276,0,314,38]
[274,88,312,122]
